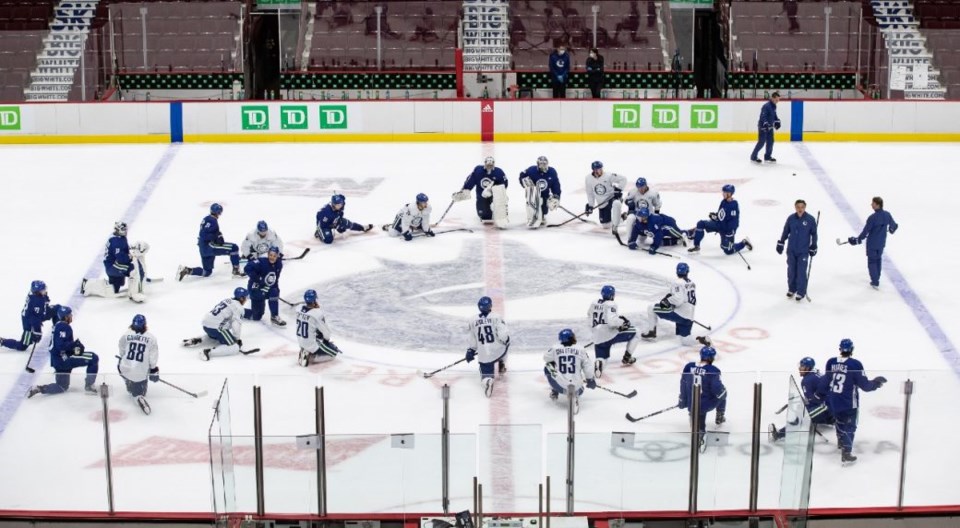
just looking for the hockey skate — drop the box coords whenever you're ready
[498,359,507,376]
[200,349,211,361]
[764,157,777,163]
[80,279,88,295]
[182,337,203,347]
[84,384,98,395]
[741,237,753,251]
[232,266,246,278]
[715,411,726,425]
[26,386,41,398]
[594,358,604,378]
[483,377,494,398]
[768,423,785,442]
[298,349,310,367]
[687,245,700,253]
[136,395,152,415]
[177,265,191,282]
[786,291,795,298]
[641,327,657,340]
[795,294,804,302]
[621,353,636,365]
[841,451,858,465]
[696,336,712,346]
[271,316,287,327]
[751,158,762,165]
[363,224,374,232]
[549,390,559,401]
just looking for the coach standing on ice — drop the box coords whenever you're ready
[846,196,898,289]
[776,199,817,301]
[750,92,780,164]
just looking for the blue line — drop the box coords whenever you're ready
[0,144,181,437]
[170,102,183,143]
[794,143,960,377]
[790,100,803,142]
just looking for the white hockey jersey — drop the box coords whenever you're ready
[626,187,663,213]
[202,298,245,334]
[585,172,627,208]
[296,305,332,353]
[117,329,160,382]
[241,229,284,259]
[544,343,595,390]
[394,203,433,234]
[467,314,509,363]
[588,299,623,345]
[665,277,697,320]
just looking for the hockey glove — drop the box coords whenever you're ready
[613,189,623,200]
[586,379,597,390]
[149,367,160,383]
[73,340,85,355]
[678,397,688,410]
[658,296,673,310]
[774,120,782,130]
[628,241,638,250]
[809,245,818,257]
[424,230,436,237]
[546,361,559,378]
[889,225,897,235]
[847,236,859,245]
[453,189,472,202]
[647,247,657,255]
[403,232,413,241]
[776,241,784,255]
[215,234,225,245]
[547,197,559,211]
[709,212,719,222]
[465,348,476,363]
[872,376,888,388]
[521,176,533,188]
[584,204,594,215]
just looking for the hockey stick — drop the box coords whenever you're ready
[418,357,468,378]
[597,384,638,399]
[549,196,616,228]
[558,205,590,223]
[625,404,680,423]
[414,227,474,237]
[240,348,261,355]
[284,248,311,261]
[24,341,39,373]
[432,200,456,228]
[279,297,304,308]
[613,230,679,258]
[775,403,789,414]
[159,378,209,398]
[737,250,752,270]
[693,319,712,331]
[145,277,164,283]
[804,211,820,303]
[835,237,850,246]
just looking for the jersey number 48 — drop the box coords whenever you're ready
[477,325,495,344]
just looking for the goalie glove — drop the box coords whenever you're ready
[521,176,533,188]
[547,196,559,211]
[452,189,472,202]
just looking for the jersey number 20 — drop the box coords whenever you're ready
[296,320,309,339]
[126,342,146,362]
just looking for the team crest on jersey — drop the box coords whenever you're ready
[480,177,494,190]
[264,272,277,287]
[537,179,548,192]
[305,240,684,352]
[594,183,607,195]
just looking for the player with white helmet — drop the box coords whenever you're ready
[81,221,151,303]
[519,156,561,228]
[386,193,434,240]
[583,161,626,231]
[464,296,510,397]
[296,289,342,366]
[117,314,160,415]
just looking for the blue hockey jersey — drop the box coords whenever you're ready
[244,256,283,293]
[817,356,881,413]
[857,209,898,251]
[463,165,508,194]
[519,166,561,198]
[679,361,727,411]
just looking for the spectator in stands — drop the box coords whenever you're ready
[615,1,648,44]
[330,2,353,29]
[586,48,604,98]
[411,7,439,43]
[364,5,399,38]
[783,0,800,32]
[543,8,566,45]
[549,43,570,98]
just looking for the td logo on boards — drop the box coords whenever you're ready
[241,105,348,131]
[0,106,21,130]
[610,103,721,130]
[241,105,269,130]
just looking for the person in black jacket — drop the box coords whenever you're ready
[586,48,604,98]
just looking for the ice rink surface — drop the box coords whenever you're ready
[0,141,957,515]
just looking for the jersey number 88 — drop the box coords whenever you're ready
[126,342,146,362]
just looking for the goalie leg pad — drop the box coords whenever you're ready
[492,184,509,229]
[128,257,146,303]
[525,186,543,228]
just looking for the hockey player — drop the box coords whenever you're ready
[628,208,686,253]
[464,296,510,397]
[776,199,818,301]
[679,346,727,445]
[296,289,342,367]
[178,203,243,280]
[846,196,898,289]
[543,329,596,414]
[387,193,434,240]
[640,262,712,347]
[242,220,284,259]
[81,221,151,303]
[583,161,626,230]
[243,246,285,326]
[769,357,835,442]
[624,177,662,215]
[519,156,561,228]
[750,91,780,164]
[27,306,99,397]
[816,339,887,465]
[588,285,637,377]
[453,157,509,227]
[116,314,160,415]
[183,287,249,361]
[1,280,61,351]
[315,194,374,244]
[687,184,752,255]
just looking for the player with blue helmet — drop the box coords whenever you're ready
[27,305,100,398]
[179,203,244,281]
[243,246,286,327]
[465,296,510,397]
[641,262,711,347]
[770,356,836,442]
[242,219,285,260]
[688,185,752,255]
[387,193,434,240]
[117,314,161,415]
[316,194,374,244]
[181,288,250,360]
[679,345,727,448]
[296,289,342,366]
[588,285,638,377]
[628,207,686,253]
[544,328,596,414]
[1,280,62,352]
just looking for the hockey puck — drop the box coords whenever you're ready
[792,172,797,176]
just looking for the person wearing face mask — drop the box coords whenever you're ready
[585,47,604,98]
[548,43,570,98]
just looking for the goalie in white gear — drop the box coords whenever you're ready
[296,289,342,366]
[584,161,626,231]
[544,329,596,414]
[117,314,160,415]
[464,296,510,397]
[81,221,151,303]
[182,287,248,361]
[639,263,712,347]
[453,157,509,228]
[588,285,638,378]
[386,193,434,240]
[241,220,284,260]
